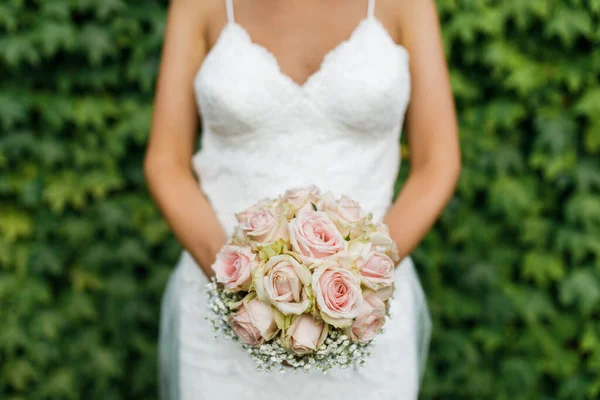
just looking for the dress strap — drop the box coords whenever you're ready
[226,0,235,23]
[367,0,375,18]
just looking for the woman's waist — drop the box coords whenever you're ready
[196,175,395,236]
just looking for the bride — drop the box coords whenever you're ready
[145,0,460,398]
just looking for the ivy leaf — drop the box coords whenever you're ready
[35,21,77,57]
[574,161,600,192]
[574,88,600,118]
[0,33,41,67]
[489,177,536,223]
[583,118,600,154]
[0,94,28,130]
[43,171,87,213]
[3,360,38,390]
[522,252,565,287]
[559,270,600,315]
[78,24,116,66]
[566,194,600,230]
[41,368,78,399]
[545,6,593,47]
[0,209,33,242]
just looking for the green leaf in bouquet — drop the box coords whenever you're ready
[256,238,286,262]
[304,284,315,314]
[227,291,255,310]
[273,308,291,331]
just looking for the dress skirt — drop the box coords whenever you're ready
[159,250,431,400]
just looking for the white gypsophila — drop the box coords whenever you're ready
[205,278,385,374]
[205,280,246,341]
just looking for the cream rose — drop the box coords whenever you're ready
[230,294,280,346]
[288,205,346,264]
[282,313,329,355]
[212,245,257,291]
[367,222,400,263]
[236,198,280,222]
[235,204,289,244]
[282,185,321,211]
[349,240,395,290]
[345,290,387,344]
[254,254,312,315]
[320,194,367,238]
[312,259,363,328]
[358,252,395,291]
[373,285,394,302]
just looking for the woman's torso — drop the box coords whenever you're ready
[192,0,411,235]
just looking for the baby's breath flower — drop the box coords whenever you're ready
[205,265,376,373]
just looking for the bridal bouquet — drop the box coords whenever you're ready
[205,186,400,372]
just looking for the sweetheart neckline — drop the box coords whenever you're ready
[195,16,409,93]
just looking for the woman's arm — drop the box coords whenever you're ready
[144,0,226,277]
[383,0,461,259]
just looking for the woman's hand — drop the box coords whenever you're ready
[383,0,461,259]
[190,230,227,279]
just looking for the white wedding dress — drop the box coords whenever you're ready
[159,0,431,398]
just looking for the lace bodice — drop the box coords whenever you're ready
[191,0,411,235]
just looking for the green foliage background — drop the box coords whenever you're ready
[1,0,599,398]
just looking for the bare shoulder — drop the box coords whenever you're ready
[376,0,441,49]
[166,0,225,43]
[168,0,220,18]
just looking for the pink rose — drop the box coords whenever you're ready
[282,185,321,211]
[282,314,329,355]
[236,198,280,222]
[254,255,312,315]
[288,205,346,264]
[317,193,367,239]
[235,203,288,244]
[326,194,366,224]
[373,285,394,302]
[358,252,395,291]
[312,259,363,328]
[212,245,256,291]
[345,291,387,344]
[230,295,280,346]
[368,222,400,263]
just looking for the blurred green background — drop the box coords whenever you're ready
[1,0,599,399]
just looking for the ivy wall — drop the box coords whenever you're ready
[1,0,599,398]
